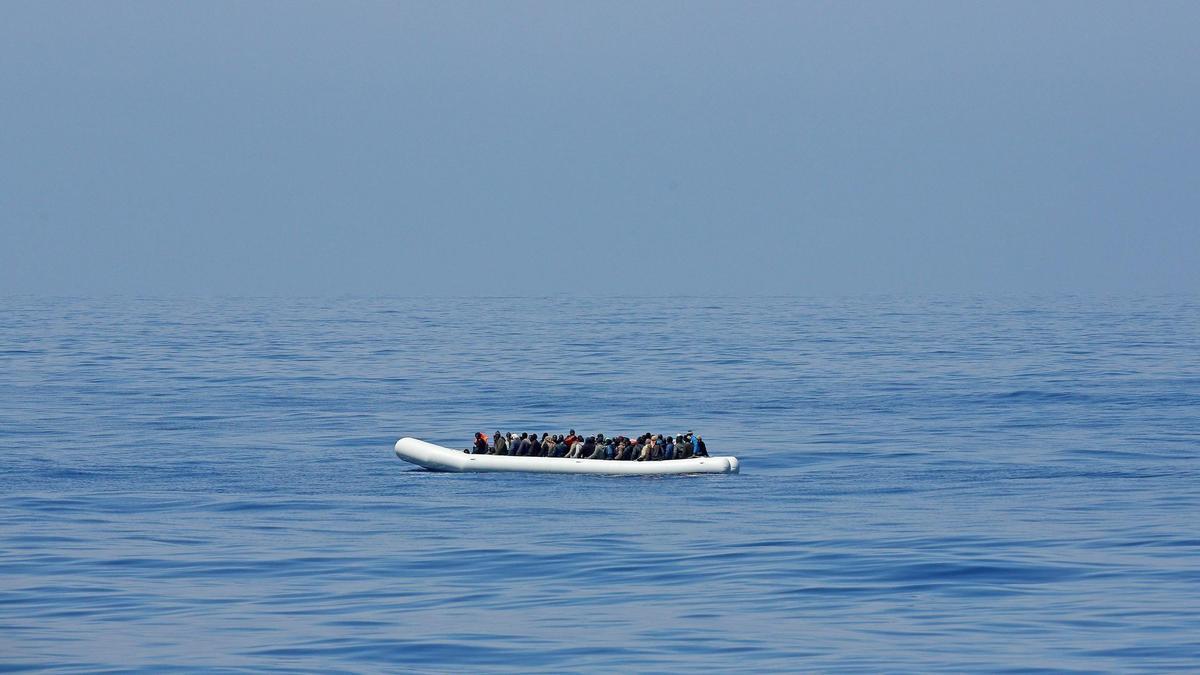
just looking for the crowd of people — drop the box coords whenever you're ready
[468,430,709,461]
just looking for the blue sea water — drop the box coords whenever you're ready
[1,296,1198,672]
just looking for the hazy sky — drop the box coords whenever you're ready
[2,1,1197,295]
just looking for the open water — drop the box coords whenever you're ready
[2,296,1198,672]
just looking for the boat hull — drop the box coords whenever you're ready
[394,437,739,475]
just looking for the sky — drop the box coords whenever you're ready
[2,1,1197,296]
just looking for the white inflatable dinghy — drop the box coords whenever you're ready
[394,437,739,475]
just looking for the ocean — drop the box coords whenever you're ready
[2,296,1197,671]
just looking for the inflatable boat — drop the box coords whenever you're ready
[394,437,739,475]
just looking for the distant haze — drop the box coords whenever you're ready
[2,1,1197,296]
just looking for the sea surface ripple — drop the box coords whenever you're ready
[1,296,1198,671]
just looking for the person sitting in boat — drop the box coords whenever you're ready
[634,436,650,461]
[493,432,508,455]
[472,432,488,454]
[568,435,587,458]
[592,433,608,459]
[585,436,607,460]
[695,435,708,457]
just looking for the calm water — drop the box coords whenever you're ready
[2,296,1198,672]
